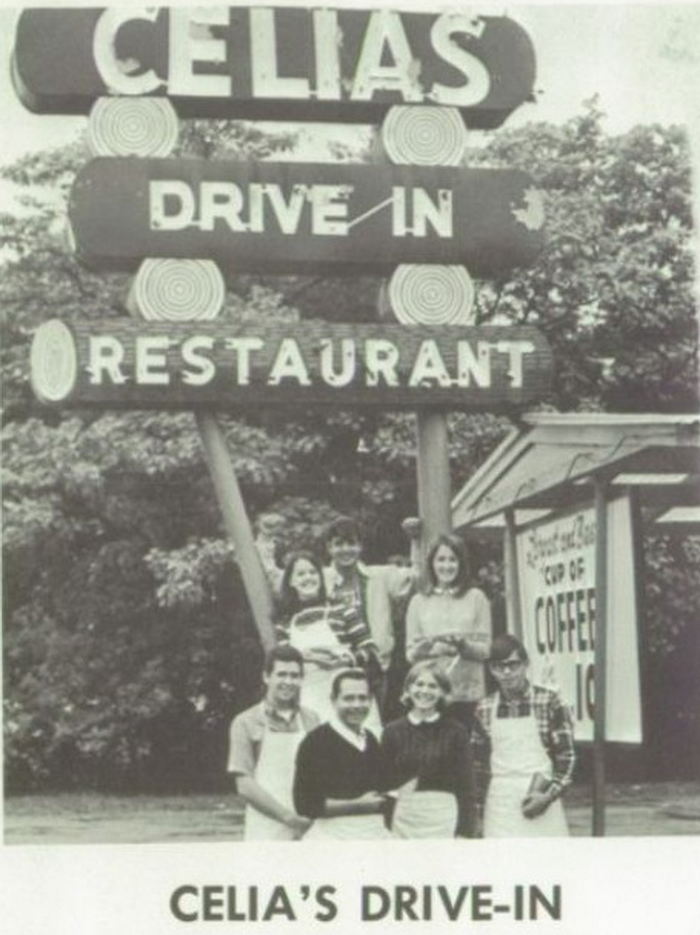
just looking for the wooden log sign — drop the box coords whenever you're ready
[31,319,552,411]
[69,159,544,276]
[13,7,536,129]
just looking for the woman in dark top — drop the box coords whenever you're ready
[381,661,475,838]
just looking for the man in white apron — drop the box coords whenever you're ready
[228,645,319,841]
[471,635,576,838]
[293,668,391,840]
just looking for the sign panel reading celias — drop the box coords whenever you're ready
[13,7,535,128]
[69,159,544,275]
[31,319,552,411]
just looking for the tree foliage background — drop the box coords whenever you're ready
[2,103,698,792]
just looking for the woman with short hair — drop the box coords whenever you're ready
[405,534,492,731]
[381,661,475,838]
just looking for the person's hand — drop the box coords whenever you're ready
[401,517,422,540]
[521,791,553,819]
[323,647,355,667]
[306,648,341,669]
[283,811,312,837]
[430,638,458,656]
[454,638,482,661]
[355,791,389,814]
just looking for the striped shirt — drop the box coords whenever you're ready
[276,603,378,668]
[471,683,576,814]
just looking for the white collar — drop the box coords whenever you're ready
[407,710,441,725]
[329,716,367,751]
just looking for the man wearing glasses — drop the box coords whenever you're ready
[471,634,575,837]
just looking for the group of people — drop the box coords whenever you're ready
[228,516,575,840]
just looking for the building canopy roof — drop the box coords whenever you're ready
[452,413,700,533]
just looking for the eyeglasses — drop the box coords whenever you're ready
[490,658,524,673]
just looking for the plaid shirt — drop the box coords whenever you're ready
[471,682,576,816]
[276,602,378,668]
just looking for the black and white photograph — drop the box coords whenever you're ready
[1,0,699,931]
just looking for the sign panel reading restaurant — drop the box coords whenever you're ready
[30,319,552,411]
[13,7,536,127]
[69,158,544,275]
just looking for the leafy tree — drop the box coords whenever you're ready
[467,97,697,412]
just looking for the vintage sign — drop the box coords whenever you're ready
[515,500,642,743]
[69,158,544,275]
[30,319,552,411]
[13,7,536,128]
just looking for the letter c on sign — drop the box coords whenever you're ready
[93,8,163,95]
[170,885,198,922]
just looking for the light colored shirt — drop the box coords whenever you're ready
[227,701,319,777]
[405,588,492,703]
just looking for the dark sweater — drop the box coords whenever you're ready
[381,714,476,836]
[293,723,385,819]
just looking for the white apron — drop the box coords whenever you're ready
[392,790,458,839]
[244,721,305,841]
[288,613,382,736]
[305,813,390,840]
[289,613,346,722]
[483,692,568,838]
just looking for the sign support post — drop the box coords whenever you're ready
[592,477,609,836]
[125,269,276,651]
[504,507,524,640]
[195,412,276,652]
[416,410,453,558]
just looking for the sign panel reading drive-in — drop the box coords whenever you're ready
[69,159,544,276]
[13,7,535,128]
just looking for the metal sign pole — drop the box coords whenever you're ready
[592,477,609,836]
[504,507,524,640]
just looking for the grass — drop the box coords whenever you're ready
[4,782,700,845]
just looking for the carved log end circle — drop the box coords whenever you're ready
[30,319,77,403]
[380,105,468,166]
[388,264,476,326]
[131,258,226,322]
[87,97,180,157]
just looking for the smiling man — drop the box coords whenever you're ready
[293,668,390,839]
[227,645,319,841]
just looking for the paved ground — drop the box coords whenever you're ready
[4,782,700,844]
